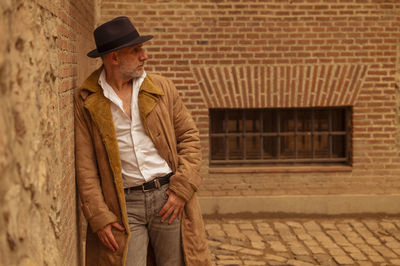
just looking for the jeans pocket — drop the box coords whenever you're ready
[161,184,169,200]
[155,185,170,215]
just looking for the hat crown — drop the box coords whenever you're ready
[87,16,152,58]
[94,16,140,52]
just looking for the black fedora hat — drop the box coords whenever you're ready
[87,16,153,58]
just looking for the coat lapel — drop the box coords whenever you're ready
[138,75,164,122]
[80,67,129,233]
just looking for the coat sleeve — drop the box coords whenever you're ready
[166,79,203,202]
[74,89,118,232]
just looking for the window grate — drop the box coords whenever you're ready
[209,107,352,165]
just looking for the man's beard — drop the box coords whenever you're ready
[120,67,144,79]
[119,60,144,79]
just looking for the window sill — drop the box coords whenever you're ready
[208,165,352,174]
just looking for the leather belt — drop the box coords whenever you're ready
[124,172,173,192]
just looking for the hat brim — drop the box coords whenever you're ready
[87,35,153,58]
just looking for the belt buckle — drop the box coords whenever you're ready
[141,179,161,192]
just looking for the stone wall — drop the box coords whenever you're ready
[0,0,97,265]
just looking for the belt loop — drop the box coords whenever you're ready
[154,179,160,189]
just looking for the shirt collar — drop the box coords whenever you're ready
[98,69,147,108]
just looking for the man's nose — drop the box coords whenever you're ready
[140,50,148,61]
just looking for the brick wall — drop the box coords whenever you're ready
[100,0,400,197]
[0,0,96,265]
[56,0,98,264]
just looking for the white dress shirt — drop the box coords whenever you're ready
[98,70,172,188]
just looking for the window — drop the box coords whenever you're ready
[209,107,352,166]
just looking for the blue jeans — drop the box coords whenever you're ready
[125,183,184,266]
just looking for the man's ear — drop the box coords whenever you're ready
[111,52,118,62]
[104,52,118,65]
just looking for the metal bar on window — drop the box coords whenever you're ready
[294,109,298,159]
[242,110,246,160]
[212,157,348,164]
[225,110,229,161]
[328,109,332,159]
[277,110,281,160]
[345,107,350,164]
[311,109,315,159]
[260,111,264,159]
[211,131,345,137]
[209,109,212,162]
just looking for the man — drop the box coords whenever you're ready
[74,16,211,266]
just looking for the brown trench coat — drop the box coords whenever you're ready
[74,67,211,266]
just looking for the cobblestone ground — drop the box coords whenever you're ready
[204,216,400,266]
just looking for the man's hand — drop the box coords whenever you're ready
[158,189,185,224]
[97,222,125,252]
